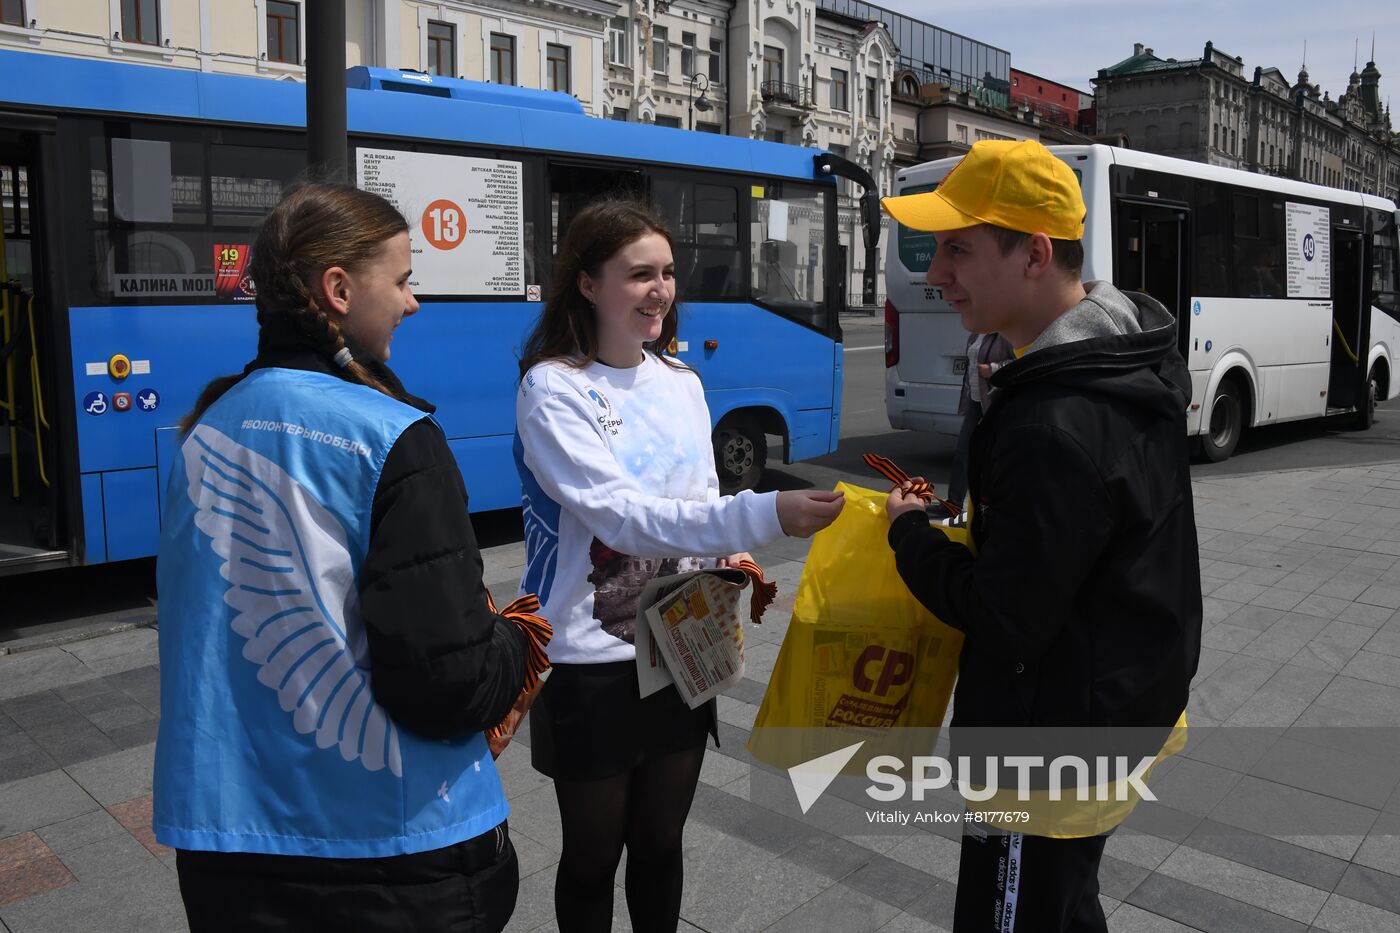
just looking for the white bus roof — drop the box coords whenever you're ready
[895,144,1397,213]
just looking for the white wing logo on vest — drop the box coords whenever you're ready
[182,424,404,777]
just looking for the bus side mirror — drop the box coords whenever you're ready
[861,190,882,250]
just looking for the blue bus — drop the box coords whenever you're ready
[0,50,873,575]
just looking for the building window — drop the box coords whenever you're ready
[899,75,919,98]
[831,68,848,110]
[696,121,721,134]
[709,38,722,82]
[866,76,878,118]
[956,124,968,143]
[764,128,785,143]
[763,45,783,86]
[547,43,571,94]
[612,107,628,121]
[426,21,455,77]
[490,33,516,85]
[1,0,25,26]
[681,32,696,77]
[656,115,681,128]
[608,17,628,66]
[652,25,668,75]
[1212,123,1219,149]
[120,0,160,45]
[265,2,300,63]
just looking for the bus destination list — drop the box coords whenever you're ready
[357,148,524,296]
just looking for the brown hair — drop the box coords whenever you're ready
[991,225,1085,277]
[179,183,409,433]
[519,199,685,378]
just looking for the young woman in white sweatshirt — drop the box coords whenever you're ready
[514,199,843,932]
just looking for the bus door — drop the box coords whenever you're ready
[1327,227,1367,410]
[1115,199,1189,357]
[0,118,66,574]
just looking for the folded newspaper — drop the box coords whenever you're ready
[634,567,751,709]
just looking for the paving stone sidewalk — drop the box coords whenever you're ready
[3,462,1400,932]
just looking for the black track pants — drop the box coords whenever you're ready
[952,828,1109,933]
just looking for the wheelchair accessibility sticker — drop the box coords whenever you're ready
[83,392,108,416]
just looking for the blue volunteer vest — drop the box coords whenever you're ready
[153,368,509,858]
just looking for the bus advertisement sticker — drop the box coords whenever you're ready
[214,243,251,298]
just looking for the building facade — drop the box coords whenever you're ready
[1093,40,1400,201]
[0,1,619,116]
[1009,67,1091,133]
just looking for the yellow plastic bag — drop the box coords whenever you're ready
[748,482,967,772]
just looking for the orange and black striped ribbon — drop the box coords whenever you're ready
[732,557,778,626]
[862,452,961,517]
[485,591,553,744]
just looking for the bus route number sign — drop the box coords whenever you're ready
[423,199,466,251]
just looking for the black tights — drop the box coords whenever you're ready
[552,744,706,933]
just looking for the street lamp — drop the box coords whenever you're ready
[687,73,712,131]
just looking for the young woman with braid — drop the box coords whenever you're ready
[154,183,549,932]
[515,199,844,932]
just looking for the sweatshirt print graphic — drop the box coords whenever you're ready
[515,355,783,664]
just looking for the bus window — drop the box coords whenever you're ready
[69,122,303,306]
[110,136,205,224]
[1192,178,1230,296]
[547,161,642,262]
[210,144,300,227]
[896,182,937,273]
[751,182,828,330]
[1232,192,1286,299]
[653,177,742,300]
[1372,213,1399,317]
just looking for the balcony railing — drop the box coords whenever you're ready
[760,81,814,109]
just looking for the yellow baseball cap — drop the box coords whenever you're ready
[881,139,1085,240]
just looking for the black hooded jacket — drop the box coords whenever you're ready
[888,283,1202,730]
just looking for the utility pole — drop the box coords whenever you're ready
[306,1,348,183]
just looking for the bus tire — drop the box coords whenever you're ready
[1351,365,1379,430]
[1201,379,1245,462]
[713,414,767,495]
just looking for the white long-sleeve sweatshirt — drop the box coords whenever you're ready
[514,354,784,664]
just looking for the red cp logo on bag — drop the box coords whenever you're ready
[852,645,915,697]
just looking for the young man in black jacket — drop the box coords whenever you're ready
[881,140,1202,932]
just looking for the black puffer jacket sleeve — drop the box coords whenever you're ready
[360,418,528,740]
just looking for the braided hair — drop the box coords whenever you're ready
[180,184,408,433]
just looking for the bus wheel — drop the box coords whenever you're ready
[713,414,767,495]
[1202,379,1244,462]
[1352,366,1379,430]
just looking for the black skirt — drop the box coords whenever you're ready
[529,660,718,782]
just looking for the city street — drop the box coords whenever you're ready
[3,2,1399,930]
[3,312,1400,932]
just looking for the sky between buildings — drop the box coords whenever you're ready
[877,0,1399,108]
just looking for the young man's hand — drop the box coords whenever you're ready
[886,480,930,522]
